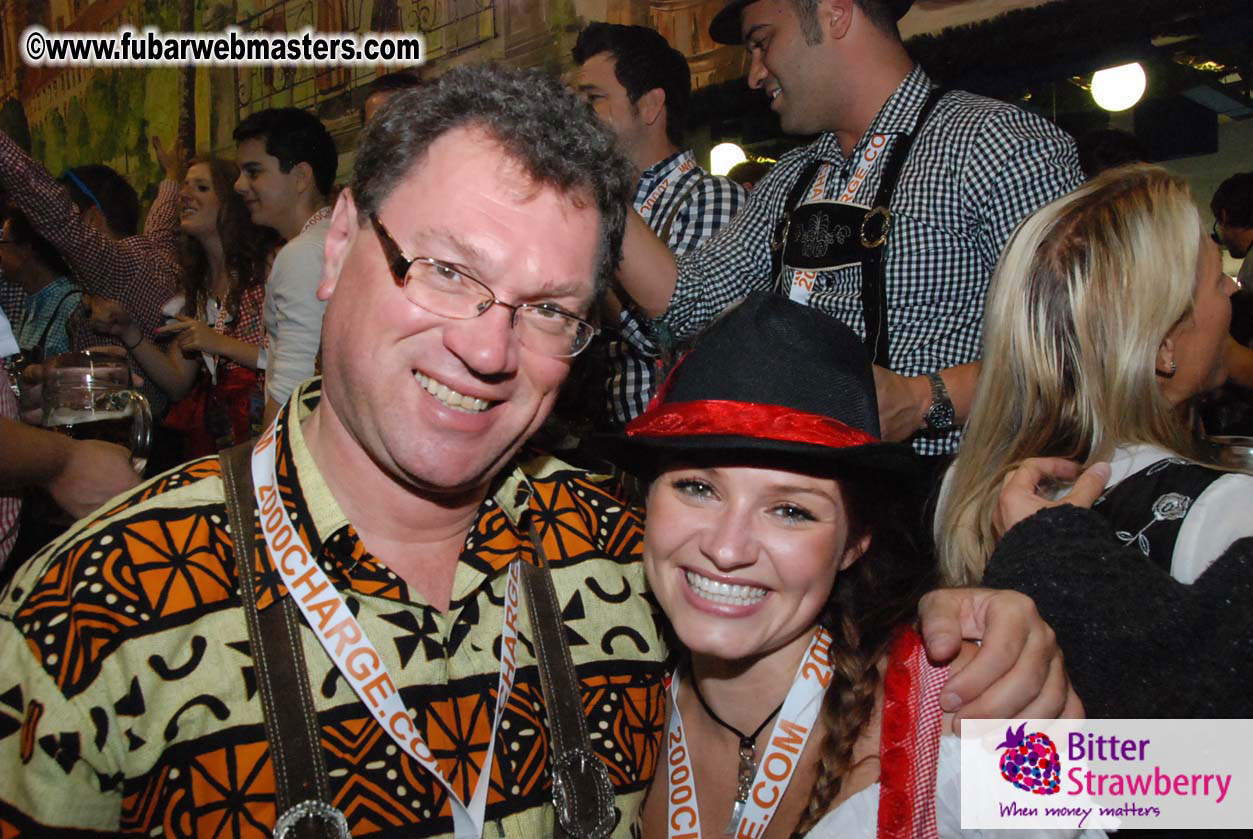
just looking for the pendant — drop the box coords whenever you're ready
[724,798,747,837]
[724,738,757,836]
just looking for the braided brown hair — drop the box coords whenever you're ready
[789,464,936,837]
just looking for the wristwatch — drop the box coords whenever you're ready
[923,371,956,432]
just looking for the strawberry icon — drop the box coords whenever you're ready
[996,723,1060,795]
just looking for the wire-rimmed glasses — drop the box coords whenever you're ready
[368,213,598,358]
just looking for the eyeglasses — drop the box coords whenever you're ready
[1213,218,1224,246]
[368,213,598,358]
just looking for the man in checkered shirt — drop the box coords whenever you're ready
[615,0,1083,464]
[0,132,182,415]
[573,23,748,426]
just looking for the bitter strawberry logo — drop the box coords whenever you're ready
[997,722,1061,795]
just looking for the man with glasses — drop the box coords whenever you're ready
[0,64,1077,838]
[0,63,663,839]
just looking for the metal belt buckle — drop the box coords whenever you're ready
[860,205,892,248]
[273,799,351,839]
[552,749,616,839]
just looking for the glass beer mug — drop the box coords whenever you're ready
[41,351,152,473]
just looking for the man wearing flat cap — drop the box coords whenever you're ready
[615,0,1082,478]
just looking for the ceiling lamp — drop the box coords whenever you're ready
[710,142,747,176]
[1091,62,1147,111]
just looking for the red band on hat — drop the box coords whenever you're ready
[626,400,880,449]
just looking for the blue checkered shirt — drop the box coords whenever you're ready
[606,150,747,425]
[15,275,81,361]
[660,66,1083,455]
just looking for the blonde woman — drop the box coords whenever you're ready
[939,164,1251,587]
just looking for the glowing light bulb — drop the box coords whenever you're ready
[710,142,747,176]
[1091,62,1147,112]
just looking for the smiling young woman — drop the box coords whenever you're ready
[86,151,278,458]
[601,292,1093,838]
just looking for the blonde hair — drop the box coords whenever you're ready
[938,164,1206,585]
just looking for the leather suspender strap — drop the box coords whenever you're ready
[219,442,346,839]
[770,159,824,291]
[520,523,616,839]
[860,86,947,367]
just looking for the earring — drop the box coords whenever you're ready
[1159,359,1177,378]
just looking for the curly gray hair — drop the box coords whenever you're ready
[352,62,634,297]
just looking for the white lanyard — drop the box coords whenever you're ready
[250,411,522,839]
[785,134,890,304]
[665,627,834,839]
[639,151,698,217]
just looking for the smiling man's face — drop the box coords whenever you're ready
[315,125,603,496]
[234,137,301,234]
[743,0,835,136]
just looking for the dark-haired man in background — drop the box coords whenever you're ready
[233,107,338,424]
[1,210,78,361]
[614,0,1082,480]
[573,22,747,425]
[1208,172,1253,419]
[1212,172,1253,293]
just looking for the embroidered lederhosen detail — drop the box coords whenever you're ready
[1092,457,1226,572]
[770,88,947,368]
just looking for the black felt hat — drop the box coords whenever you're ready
[710,0,914,45]
[600,292,918,476]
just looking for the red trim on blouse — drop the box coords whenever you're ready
[877,627,946,839]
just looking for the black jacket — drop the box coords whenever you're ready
[982,505,1253,718]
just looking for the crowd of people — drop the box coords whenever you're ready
[0,0,1250,837]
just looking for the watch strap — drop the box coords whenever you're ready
[923,371,956,431]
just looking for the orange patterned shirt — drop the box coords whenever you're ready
[0,379,668,837]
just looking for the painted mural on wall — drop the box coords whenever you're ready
[0,0,600,206]
[1,0,184,206]
[0,0,1041,209]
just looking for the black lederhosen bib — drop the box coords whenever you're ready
[769,87,946,368]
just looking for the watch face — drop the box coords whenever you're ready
[927,402,956,431]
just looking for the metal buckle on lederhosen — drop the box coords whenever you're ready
[777,200,892,272]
